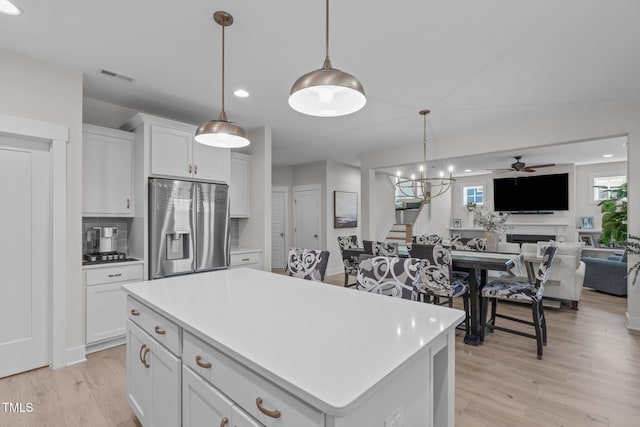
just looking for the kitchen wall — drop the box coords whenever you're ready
[83,97,137,128]
[0,48,84,363]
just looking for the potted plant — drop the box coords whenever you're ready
[597,183,627,246]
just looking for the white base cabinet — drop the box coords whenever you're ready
[230,250,262,270]
[126,320,181,427]
[85,262,143,348]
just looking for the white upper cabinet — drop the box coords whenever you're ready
[230,152,251,218]
[83,124,135,217]
[146,120,230,183]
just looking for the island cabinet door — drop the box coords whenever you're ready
[126,320,152,425]
[183,365,234,427]
[126,320,182,427]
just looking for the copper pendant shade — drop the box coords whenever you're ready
[195,11,250,148]
[288,0,366,117]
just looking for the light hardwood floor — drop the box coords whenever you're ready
[1,273,639,426]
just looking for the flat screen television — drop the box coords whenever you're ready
[493,173,569,212]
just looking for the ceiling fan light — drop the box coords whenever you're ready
[289,68,366,117]
[195,119,249,148]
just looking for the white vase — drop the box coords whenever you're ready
[484,230,499,252]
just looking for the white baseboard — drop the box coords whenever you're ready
[65,345,87,367]
[86,336,125,355]
[626,312,640,330]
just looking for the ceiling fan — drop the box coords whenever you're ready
[489,155,555,173]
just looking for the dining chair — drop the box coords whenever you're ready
[480,245,558,359]
[337,235,359,287]
[451,237,487,251]
[372,241,399,256]
[355,254,420,301]
[410,244,471,331]
[287,248,330,282]
[413,234,443,245]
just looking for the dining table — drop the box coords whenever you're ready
[341,247,524,346]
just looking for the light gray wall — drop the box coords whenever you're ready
[325,161,361,275]
[83,97,138,129]
[0,48,84,358]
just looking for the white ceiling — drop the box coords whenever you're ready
[1,0,639,166]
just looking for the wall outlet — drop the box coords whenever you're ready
[384,404,404,427]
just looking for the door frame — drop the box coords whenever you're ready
[293,184,322,249]
[271,186,289,269]
[0,113,68,369]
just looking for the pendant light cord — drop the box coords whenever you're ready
[221,24,226,115]
[322,0,332,68]
[423,112,427,178]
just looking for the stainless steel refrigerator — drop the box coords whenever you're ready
[149,178,230,279]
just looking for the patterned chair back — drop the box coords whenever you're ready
[356,255,420,300]
[450,237,487,251]
[409,244,457,297]
[287,248,330,281]
[413,234,443,245]
[337,235,359,250]
[533,246,558,289]
[371,241,399,256]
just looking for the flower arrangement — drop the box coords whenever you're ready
[466,203,511,234]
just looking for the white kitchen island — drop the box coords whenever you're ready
[123,268,464,427]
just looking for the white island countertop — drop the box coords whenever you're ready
[123,268,464,417]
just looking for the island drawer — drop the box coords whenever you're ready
[230,251,261,267]
[86,264,143,286]
[183,331,324,427]
[127,296,181,356]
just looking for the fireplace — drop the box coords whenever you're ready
[507,234,555,244]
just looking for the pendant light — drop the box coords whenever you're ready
[396,110,455,204]
[288,0,366,117]
[195,11,250,148]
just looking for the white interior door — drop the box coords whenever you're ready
[0,136,50,378]
[293,185,321,250]
[271,188,287,269]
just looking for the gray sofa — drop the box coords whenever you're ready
[581,254,627,296]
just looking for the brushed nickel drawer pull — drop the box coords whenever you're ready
[130,309,140,316]
[108,273,122,278]
[242,258,250,262]
[154,326,166,335]
[142,347,150,368]
[126,198,131,209]
[195,355,211,369]
[256,397,281,418]
[219,417,229,427]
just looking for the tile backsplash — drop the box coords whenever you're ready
[230,218,239,249]
[82,217,133,254]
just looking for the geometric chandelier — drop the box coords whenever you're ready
[395,110,455,204]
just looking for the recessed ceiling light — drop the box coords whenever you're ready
[602,154,614,158]
[233,89,249,98]
[0,0,21,15]
[464,169,472,173]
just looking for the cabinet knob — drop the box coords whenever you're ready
[195,355,212,369]
[154,326,166,335]
[256,397,281,418]
[130,309,140,316]
[194,164,198,174]
[188,163,193,174]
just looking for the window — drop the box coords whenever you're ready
[463,185,484,205]
[592,175,626,202]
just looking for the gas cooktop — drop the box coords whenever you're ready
[83,252,139,265]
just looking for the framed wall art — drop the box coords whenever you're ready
[334,191,358,228]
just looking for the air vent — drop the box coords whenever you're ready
[99,68,135,83]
